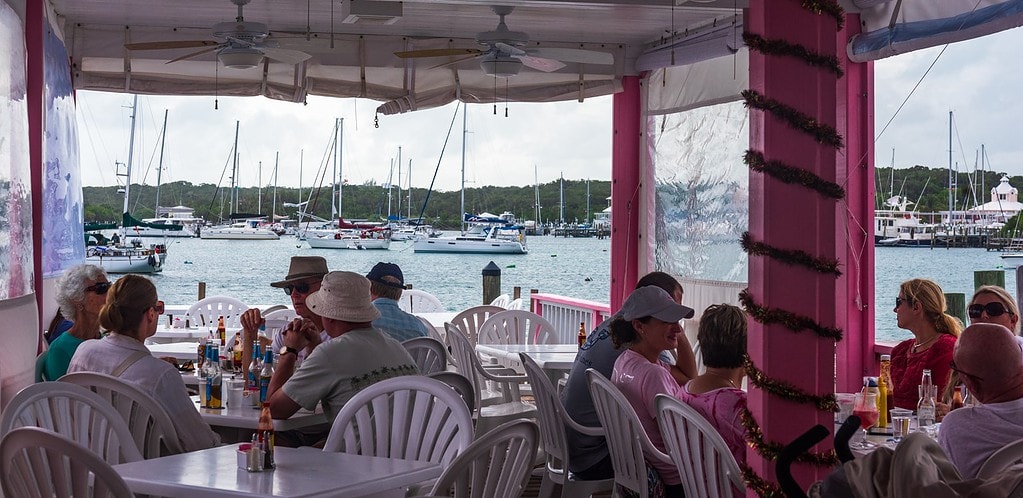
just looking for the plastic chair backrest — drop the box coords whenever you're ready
[0,382,143,465]
[260,307,297,341]
[445,323,486,414]
[60,372,184,458]
[478,309,558,345]
[1,427,135,498]
[185,295,249,328]
[34,350,48,382]
[322,375,474,466]
[399,288,446,313]
[655,394,745,498]
[507,298,528,311]
[428,371,477,414]
[451,305,505,347]
[520,353,575,469]
[978,437,1023,479]
[489,294,511,308]
[417,315,446,343]
[586,368,670,498]
[402,337,448,375]
[428,419,540,498]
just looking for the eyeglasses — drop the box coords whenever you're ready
[968,302,1011,319]
[950,360,983,381]
[151,301,165,315]
[85,281,112,295]
[895,296,912,308]
[284,283,312,296]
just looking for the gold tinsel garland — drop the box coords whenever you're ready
[741,231,843,276]
[739,289,844,340]
[741,407,839,466]
[745,357,839,412]
[742,32,844,77]
[742,90,844,148]
[743,150,846,200]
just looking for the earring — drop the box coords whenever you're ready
[77,304,84,310]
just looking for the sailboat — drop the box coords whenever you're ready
[130,110,202,238]
[413,104,527,255]
[85,95,168,273]
[200,121,279,240]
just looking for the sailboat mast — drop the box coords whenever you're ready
[948,111,953,226]
[257,161,262,216]
[387,158,394,221]
[154,109,168,217]
[407,158,412,221]
[298,149,304,206]
[331,118,339,219]
[396,146,402,219]
[338,117,344,220]
[272,151,279,222]
[460,104,467,233]
[123,95,138,218]
[534,165,540,227]
[559,173,565,225]
[230,121,240,218]
[586,178,591,225]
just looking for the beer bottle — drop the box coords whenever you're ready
[258,402,275,469]
[232,332,243,375]
[259,350,274,404]
[198,339,210,408]
[217,315,226,344]
[247,341,262,392]
[951,385,965,410]
[577,322,587,348]
[206,342,223,409]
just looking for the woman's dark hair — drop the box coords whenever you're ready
[635,271,682,297]
[99,275,157,337]
[608,272,684,349]
[609,316,653,349]
[698,304,747,369]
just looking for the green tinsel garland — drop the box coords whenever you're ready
[739,289,844,340]
[802,0,846,29]
[743,32,843,77]
[742,90,844,149]
[741,231,842,276]
[745,357,839,412]
[744,150,846,200]
[741,407,839,466]
[741,464,786,498]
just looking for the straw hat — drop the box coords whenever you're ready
[270,256,329,288]
[619,286,695,322]
[305,271,381,323]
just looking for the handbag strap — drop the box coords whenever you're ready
[112,350,149,377]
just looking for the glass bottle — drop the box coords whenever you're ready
[247,341,262,392]
[206,341,223,409]
[216,315,226,344]
[951,385,964,410]
[198,339,210,408]
[232,332,243,375]
[879,354,894,425]
[258,402,275,469]
[577,322,587,348]
[259,350,274,404]
[917,368,936,427]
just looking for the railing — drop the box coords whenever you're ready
[530,293,611,343]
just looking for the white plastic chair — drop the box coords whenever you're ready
[428,371,477,415]
[451,305,506,347]
[478,310,558,346]
[489,294,511,308]
[426,419,540,498]
[520,354,614,498]
[399,289,446,313]
[323,376,474,468]
[586,369,672,498]
[417,315,446,344]
[0,382,144,465]
[1,427,135,498]
[60,371,184,458]
[185,295,249,328]
[978,437,1023,479]
[34,350,49,382]
[403,336,449,375]
[507,297,529,311]
[655,394,746,498]
[446,324,537,435]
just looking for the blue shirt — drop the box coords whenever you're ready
[371,298,429,343]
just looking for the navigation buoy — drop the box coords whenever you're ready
[584,277,592,282]
[184,260,193,264]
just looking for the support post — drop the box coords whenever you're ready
[482,262,501,305]
[513,286,521,300]
[610,75,643,311]
[945,293,966,326]
[974,270,1005,291]
[198,282,206,301]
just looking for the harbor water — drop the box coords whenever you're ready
[146,236,1015,345]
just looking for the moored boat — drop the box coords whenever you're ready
[307,227,392,250]
[200,219,280,240]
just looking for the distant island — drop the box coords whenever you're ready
[84,178,610,230]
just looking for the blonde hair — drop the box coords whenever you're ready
[899,278,963,337]
[970,285,1021,334]
[99,275,157,337]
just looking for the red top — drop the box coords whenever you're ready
[890,334,956,410]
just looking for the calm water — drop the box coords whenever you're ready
[149,235,612,313]
[147,237,1015,343]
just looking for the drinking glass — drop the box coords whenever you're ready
[850,392,879,449]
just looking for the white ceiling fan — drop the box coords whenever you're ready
[124,0,312,69]
[395,6,614,76]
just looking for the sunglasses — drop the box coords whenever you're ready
[86,281,112,295]
[895,296,912,308]
[950,360,983,381]
[151,300,165,315]
[284,283,312,296]
[968,302,1012,319]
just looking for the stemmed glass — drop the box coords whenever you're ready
[850,392,879,449]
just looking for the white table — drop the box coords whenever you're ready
[193,396,328,432]
[475,343,579,382]
[113,444,441,497]
[150,341,202,362]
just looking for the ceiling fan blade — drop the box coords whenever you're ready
[165,45,220,64]
[428,53,483,70]
[525,47,614,65]
[517,55,565,73]
[125,40,219,51]
[395,48,481,59]
[262,47,312,64]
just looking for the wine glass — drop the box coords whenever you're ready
[850,392,879,449]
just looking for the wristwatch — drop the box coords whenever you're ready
[279,346,300,357]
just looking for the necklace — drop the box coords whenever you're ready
[705,371,738,388]
[912,334,940,353]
